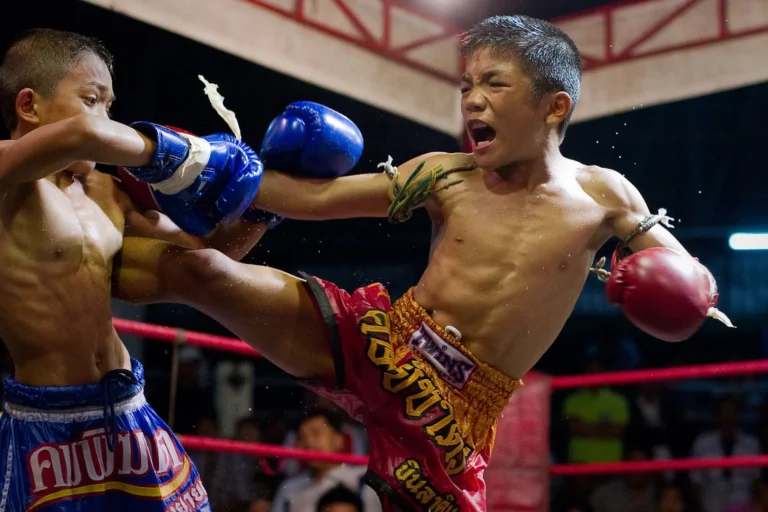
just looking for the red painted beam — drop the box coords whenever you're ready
[615,0,700,60]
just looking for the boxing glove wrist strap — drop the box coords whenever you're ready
[151,133,211,195]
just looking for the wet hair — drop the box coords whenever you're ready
[316,485,363,512]
[461,15,582,142]
[0,28,114,132]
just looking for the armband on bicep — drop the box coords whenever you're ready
[377,155,474,224]
[591,208,676,282]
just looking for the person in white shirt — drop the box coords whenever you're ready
[273,409,381,512]
[691,397,761,512]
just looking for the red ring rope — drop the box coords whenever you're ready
[178,435,368,465]
[112,317,768,475]
[113,318,260,357]
[550,455,768,475]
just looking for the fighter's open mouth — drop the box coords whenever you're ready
[467,120,496,150]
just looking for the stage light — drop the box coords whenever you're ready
[728,233,768,250]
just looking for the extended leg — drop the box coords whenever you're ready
[115,238,334,381]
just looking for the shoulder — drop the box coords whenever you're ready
[577,165,645,216]
[737,432,760,449]
[563,390,587,408]
[692,430,718,450]
[601,389,628,406]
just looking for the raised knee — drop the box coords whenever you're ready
[175,248,233,287]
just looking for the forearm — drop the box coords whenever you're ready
[251,170,391,221]
[0,114,156,185]
[202,219,267,261]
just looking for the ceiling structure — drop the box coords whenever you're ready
[397,0,621,27]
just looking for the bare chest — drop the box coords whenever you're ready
[433,177,605,273]
[0,177,124,271]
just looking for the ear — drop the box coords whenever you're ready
[545,91,572,129]
[15,88,41,128]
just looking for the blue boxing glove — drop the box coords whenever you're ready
[120,123,264,236]
[260,101,363,177]
[244,102,364,226]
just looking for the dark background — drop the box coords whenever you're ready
[1,0,766,391]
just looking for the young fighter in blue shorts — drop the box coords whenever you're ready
[0,28,361,510]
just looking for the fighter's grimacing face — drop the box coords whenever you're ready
[461,48,550,169]
[17,52,114,174]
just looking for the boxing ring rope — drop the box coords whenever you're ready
[112,317,768,475]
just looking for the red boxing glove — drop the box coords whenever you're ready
[602,247,733,342]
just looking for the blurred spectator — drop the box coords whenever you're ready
[563,355,629,463]
[590,442,655,512]
[283,393,368,477]
[655,481,694,512]
[316,485,364,512]
[691,397,760,512]
[272,408,381,512]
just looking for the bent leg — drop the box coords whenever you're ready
[115,238,334,381]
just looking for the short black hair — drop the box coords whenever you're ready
[0,28,114,132]
[300,407,342,433]
[316,485,363,512]
[461,15,582,142]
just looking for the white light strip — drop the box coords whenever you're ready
[728,233,768,250]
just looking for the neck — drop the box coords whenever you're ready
[491,138,566,190]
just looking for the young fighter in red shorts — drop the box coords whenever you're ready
[114,15,731,512]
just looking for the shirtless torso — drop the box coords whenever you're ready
[415,153,613,378]
[0,171,129,386]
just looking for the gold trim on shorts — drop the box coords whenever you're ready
[389,288,524,453]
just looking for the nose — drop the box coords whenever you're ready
[463,89,487,113]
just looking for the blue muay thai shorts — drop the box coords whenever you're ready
[0,359,210,511]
